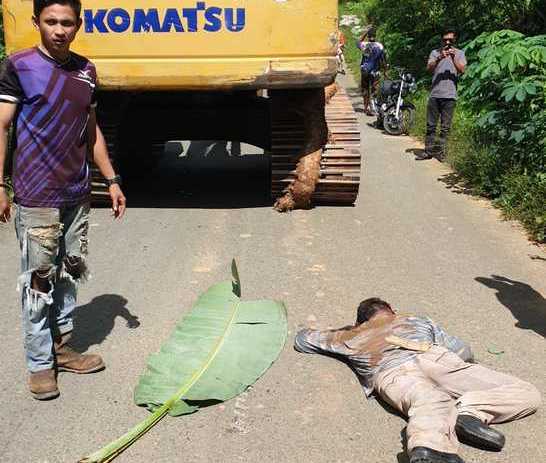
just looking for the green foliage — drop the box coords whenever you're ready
[461,31,546,176]
[81,261,287,463]
[342,0,546,78]
[495,172,546,242]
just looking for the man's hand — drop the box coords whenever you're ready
[0,189,11,223]
[109,184,126,219]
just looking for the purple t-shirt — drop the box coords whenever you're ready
[0,47,97,207]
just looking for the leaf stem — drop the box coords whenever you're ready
[79,404,169,463]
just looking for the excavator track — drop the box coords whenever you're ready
[271,86,361,205]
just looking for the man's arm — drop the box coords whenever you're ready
[427,49,446,73]
[451,49,466,74]
[294,329,326,354]
[88,108,126,219]
[294,327,352,356]
[0,102,17,223]
[432,322,474,362]
[380,48,389,75]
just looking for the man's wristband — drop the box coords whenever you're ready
[105,175,122,187]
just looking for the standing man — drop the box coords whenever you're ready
[418,28,466,161]
[357,28,387,116]
[295,298,541,463]
[0,0,126,400]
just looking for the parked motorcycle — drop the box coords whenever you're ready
[371,69,417,135]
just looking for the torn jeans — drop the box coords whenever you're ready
[15,203,90,372]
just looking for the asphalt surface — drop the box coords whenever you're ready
[1,75,545,463]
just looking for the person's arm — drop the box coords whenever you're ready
[380,48,389,76]
[294,327,351,356]
[432,322,474,362]
[0,103,17,223]
[87,108,126,219]
[427,49,446,73]
[0,59,23,223]
[451,49,466,74]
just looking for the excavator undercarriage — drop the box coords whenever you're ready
[91,83,361,210]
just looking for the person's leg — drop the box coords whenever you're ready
[376,363,460,456]
[422,97,440,159]
[53,202,104,373]
[52,202,91,339]
[437,99,456,161]
[362,74,371,114]
[421,348,541,424]
[369,76,379,114]
[15,205,63,399]
[419,347,541,451]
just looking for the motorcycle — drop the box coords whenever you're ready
[371,69,417,135]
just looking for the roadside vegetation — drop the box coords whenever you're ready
[340,1,546,242]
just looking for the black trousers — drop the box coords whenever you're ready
[425,97,456,156]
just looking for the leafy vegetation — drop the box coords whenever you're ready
[340,1,546,242]
[340,0,546,78]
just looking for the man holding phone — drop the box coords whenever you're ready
[418,29,466,161]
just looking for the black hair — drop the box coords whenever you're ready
[441,28,457,38]
[367,27,377,38]
[33,0,82,18]
[356,298,393,325]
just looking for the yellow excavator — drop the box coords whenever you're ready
[2,0,360,210]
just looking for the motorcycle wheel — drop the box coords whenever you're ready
[384,106,415,135]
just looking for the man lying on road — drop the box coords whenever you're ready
[295,298,541,463]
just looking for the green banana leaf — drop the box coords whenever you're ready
[81,260,287,463]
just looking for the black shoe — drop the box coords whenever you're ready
[435,152,446,162]
[415,152,433,161]
[409,447,464,463]
[456,414,505,452]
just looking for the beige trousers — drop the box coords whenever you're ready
[375,346,541,454]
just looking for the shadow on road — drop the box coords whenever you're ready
[396,429,410,463]
[437,172,475,195]
[405,147,425,158]
[71,294,140,353]
[475,275,546,338]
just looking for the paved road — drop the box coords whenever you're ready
[1,76,545,463]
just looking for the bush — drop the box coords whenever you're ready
[497,173,546,242]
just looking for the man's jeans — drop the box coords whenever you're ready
[15,203,90,373]
[425,97,456,157]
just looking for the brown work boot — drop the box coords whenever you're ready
[29,369,60,400]
[54,333,105,374]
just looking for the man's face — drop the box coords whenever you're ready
[442,33,456,47]
[33,4,82,55]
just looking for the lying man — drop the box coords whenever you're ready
[295,298,541,463]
